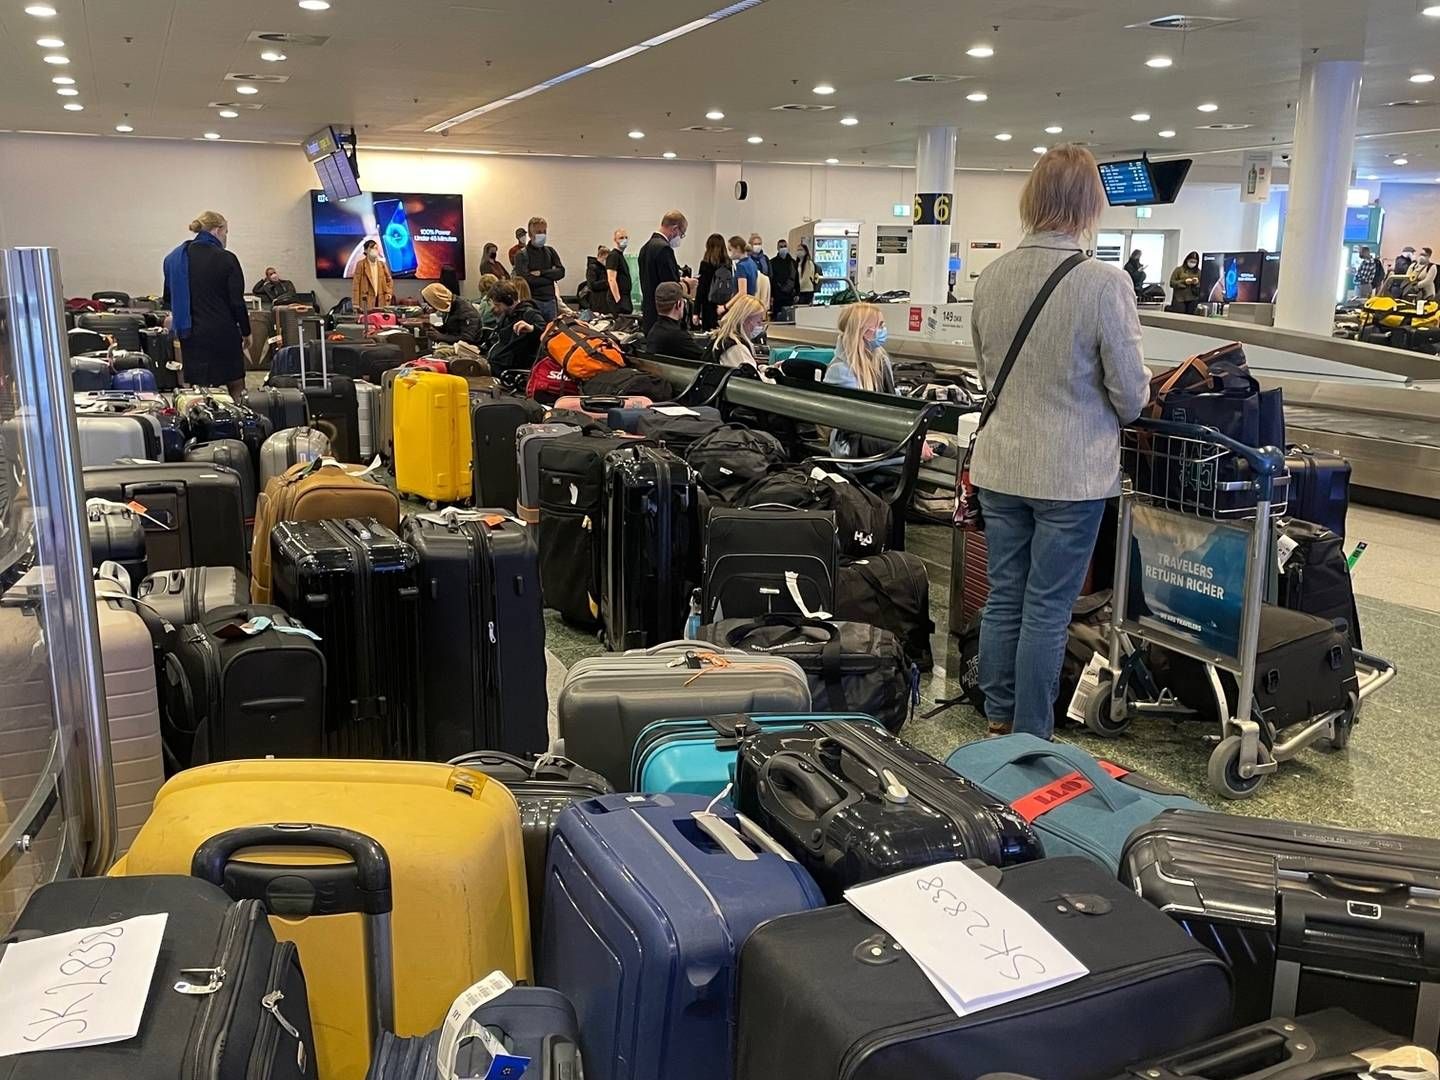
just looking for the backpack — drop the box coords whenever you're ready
[685,425,788,503]
[541,316,626,381]
[708,263,737,304]
[737,464,890,557]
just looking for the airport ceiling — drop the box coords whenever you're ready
[1,0,1439,182]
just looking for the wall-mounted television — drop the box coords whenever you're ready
[303,126,361,202]
[1198,250,1267,304]
[1098,156,1193,206]
[310,191,466,280]
[1344,205,1383,245]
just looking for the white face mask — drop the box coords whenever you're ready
[747,321,764,340]
[532,233,547,247]
[366,250,378,262]
[750,244,762,254]
[777,247,788,256]
[616,237,629,250]
[669,233,683,250]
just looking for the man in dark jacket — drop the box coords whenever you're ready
[512,216,565,322]
[251,266,297,305]
[421,282,482,345]
[768,240,798,317]
[486,280,543,373]
[644,282,705,359]
[638,209,690,332]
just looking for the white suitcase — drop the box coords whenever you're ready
[356,380,382,461]
[75,412,158,465]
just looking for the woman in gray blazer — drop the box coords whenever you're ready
[969,144,1150,738]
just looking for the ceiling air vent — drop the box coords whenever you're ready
[209,101,264,111]
[247,31,329,46]
[1196,122,1252,130]
[683,124,733,133]
[1130,14,1239,31]
[226,72,290,84]
[897,73,970,84]
[772,103,835,112]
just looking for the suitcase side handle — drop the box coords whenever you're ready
[757,754,846,851]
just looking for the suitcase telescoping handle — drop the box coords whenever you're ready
[191,823,396,1041]
[297,314,330,387]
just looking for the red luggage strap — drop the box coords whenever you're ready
[1009,760,1128,823]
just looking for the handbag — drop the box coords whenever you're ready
[955,251,1088,531]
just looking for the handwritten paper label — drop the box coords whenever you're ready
[652,406,699,417]
[845,862,1086,1017]
[0,913,167,1057]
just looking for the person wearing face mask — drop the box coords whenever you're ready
[479,242,508,280]
[823,302,899,449]
[638,209,692,332]
[1168,251,1202,315]
[606,228,634,315]
[1353,245,1383,300]
[352,239,395,311]
[582,246,610,317]
[251,266,297,305]
[507,227,528,270]
[162,210,250,398]
[768,239,798,317]
[708,294,767,368]
[1406,247,1437,300]
[796,241,819,306]
[748,233,770,277]
[727,235,759,306]
[512,216,565,322]
[421,282,482,345]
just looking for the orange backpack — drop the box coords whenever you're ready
[541,315,626,381]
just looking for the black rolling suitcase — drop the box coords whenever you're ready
[268,319,361,463]
[71,354,112,390]
[2,875,315,1080]
[733,717,1040,900]
[162,603,326,767]
[84,462,248,571]
[183,438,257,527]
[183,398,272,471]
[835,550,935,670]
[537,429,634,626]
[269,518,423,758]
[735,856,1233,1080]
[1123,809,1440,1050]
[701,506,837,622]
[472,396,544,510]
[737,463,890,558]
[76,310,145,350]
[137,566,250,625]
[139,325,179,390]
[242,385,309,432]
[1279,518,1362,648]
[401,511,548,759]
[1286,445,1351,539]
[449,750,613,956]
[602,444,699,650]
[87,504,148,587]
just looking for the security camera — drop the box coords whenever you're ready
[440,129,450,138]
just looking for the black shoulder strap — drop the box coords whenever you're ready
[977,251,1087,431]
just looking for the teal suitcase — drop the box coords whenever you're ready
[767,346,835,365]
[631,712,883,795]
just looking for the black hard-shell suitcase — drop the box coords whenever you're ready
[537,430,634,626]
[76,310,144,350]
[1,875,314,1080]
[68,326,110,356]
[1286,446,1351,539]
[242,386,309,433]
[734,856,1233,1080]
[162,603,326,767]
[733,717,1041,901]
[702,506,837,622]
[472,396,543,510]
[269,518,423,758]
[836,550,935,670]
[602,444,699,650]
[71,354,112,390]
[183,438,257,527]
[138,566,250,626]
[1122,809,1440,1049]
[401,511,548,759]
[1279,518,1362,648]
[84,462,248,571]
[183,399,272,473]
[449,750,613,956]
[87,506,148,587]
[139,325,179,390]
[267,320,361,463]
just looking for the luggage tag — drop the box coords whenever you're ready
[1276,532,1298,572]
[435,971,529,1080]
[808,465,848,485]
[85,497,173,532]
[1065,652,1111,725]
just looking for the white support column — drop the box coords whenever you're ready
[910,126,956,305]
[1274,57,1363,334]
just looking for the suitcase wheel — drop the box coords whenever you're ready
[1207,734,1268,800]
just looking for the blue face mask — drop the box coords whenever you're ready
[871,325,889,347]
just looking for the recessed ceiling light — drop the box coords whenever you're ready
[705,109,725,120]
[260,50,288,62]
[628,129,645,139]
[1032,146,1047,154]
[662,151,677,159]
[56,87,77,96]
[1158,129,1176,138]
[966,91,988,103]
[1411,73,1436,84]
[812,83,835,95]
[1394,157,1409,165]
[1425,4,1440,15]
[825,157,839,164]
[1044,125,1063,134]
[1363,173,1380,180]
[203,132,221,140]
[36,36,64,47]
[298,0,330,9]
[62,102,82,111]
[235,84,259,95]
[218,109,239,118]
[42,54,68,64]
[25,4,57,15]
[1131,112,1151,122]
[994,132,1012,141]
[51,75,74,85]
[839,115,859,126]
[1146,56,1173,68]
[966,45,994,58]
[115,124,133,133]
[1196,102,1219,112]
[747,134,764,144]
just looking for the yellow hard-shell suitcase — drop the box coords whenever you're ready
[393,370,472,505]
[111,759,531,1080]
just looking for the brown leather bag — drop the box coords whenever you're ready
[249,459,401,603]
[1146,342,1246,418]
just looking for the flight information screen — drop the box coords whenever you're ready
[1099,159,1157,206]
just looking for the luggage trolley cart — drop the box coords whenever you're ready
[1079,417,1395,799]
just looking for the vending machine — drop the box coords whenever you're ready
[787,220,860,301]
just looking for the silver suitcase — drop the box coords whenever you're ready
[136,567,250,626]
[75,411,158,465]
[558,641,813,787]
[516,423,579,522]
[356,380,382,461]
[259,426,332,486]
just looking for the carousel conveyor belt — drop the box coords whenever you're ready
[1285,403,1440,505]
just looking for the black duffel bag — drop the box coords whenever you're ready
[699,614,915,732]
[686,424,788,503]
[835,551,934,670]
[737,463,890,557]
[585,367,675,401]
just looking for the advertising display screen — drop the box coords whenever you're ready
[310,191,466,279]
[1198,251,1266,304]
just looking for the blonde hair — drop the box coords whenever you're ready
[478,273,499,295]
[1019,144,1106,238]
[188,210,227,234]
[715,295,766,357]
[836,302,887,391]
[509,274,532,302]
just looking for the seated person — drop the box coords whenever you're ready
[707,294,766,368]
[421,282,482,345]
[486,280,544,372]
[474,273,501,328]
[644,282,705,360]
[251,266,297,304]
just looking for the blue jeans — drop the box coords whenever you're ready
[977,489,1106,738]
[536,298,558,323]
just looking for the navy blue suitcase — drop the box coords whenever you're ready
[540,792,825,1080]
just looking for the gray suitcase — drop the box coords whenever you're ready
[557,640,813,788]
[137,566,250,626]
[75,411,157,465]
[516,423,579,523]
[259,427,333,486]
[332,322,368,342]
[356,380,381,461]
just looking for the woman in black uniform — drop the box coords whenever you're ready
[162,210,250,397]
